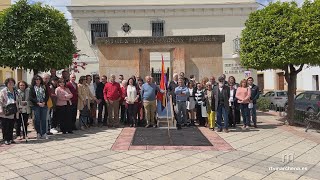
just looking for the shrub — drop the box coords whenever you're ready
[257,97,271,112]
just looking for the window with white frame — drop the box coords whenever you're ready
[91,23,108,45]
[151,21,164,37]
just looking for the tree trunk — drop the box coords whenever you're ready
[284,64,304,125]
[33,69,39,76]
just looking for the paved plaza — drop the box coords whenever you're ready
[1,112,320,180]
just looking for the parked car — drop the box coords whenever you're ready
[262,90,288,109]
[295,91,320,113]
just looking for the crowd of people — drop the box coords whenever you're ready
[0,69,259,145]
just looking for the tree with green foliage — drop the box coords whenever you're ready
[0,0,76,75]
[240,0,320,125]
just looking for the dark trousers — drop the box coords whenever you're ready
[1,118,15,141]
[51,109,58,128]
[56,105,73,133]
[216,104,229,129]
[137,103,144,126]
[196,104,205,126]
[70,103,77,129]
[98,100,108,124]
[240,103,250,126]
[127,104,138,126]
[228,105,240,126]
[16,113,28,137]
[89,102,97,125]
[120,104,127,124]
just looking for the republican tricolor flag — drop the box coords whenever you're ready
[157,55,167,110]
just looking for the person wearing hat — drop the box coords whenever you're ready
[213,76,230,133]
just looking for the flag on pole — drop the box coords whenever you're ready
[157,54,166,110]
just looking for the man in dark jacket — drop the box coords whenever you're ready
[213,76,230,133]
[168,73,179,122]
[247,77,260,128]
[96,75,108,126]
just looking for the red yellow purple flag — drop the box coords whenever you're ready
[157,54,166,110]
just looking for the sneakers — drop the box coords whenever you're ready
[43,133,49,140]
[37,133,41,140]
[223,129,229,133]
[153,124,158,128]
[4,141,10,145]
[145,124,152,128]
[50,128,58,134]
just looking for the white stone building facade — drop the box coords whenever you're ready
[67,0,258,82]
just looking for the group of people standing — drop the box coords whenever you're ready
[170,73,260,132]
[0,68,259,145]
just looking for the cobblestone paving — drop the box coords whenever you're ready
[1,112,320,180]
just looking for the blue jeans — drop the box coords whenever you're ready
[176,101,187,125]
[249,104,257,125]
[216,104,229,129]
[33,106,48,135]
[240,104,250,126]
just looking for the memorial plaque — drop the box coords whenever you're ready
[96,35,225,45]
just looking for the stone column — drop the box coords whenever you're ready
[138,48,150,78]
[172,47,186,74]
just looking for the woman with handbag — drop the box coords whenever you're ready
[29,75,49,139]
[78,76,97,130]
[55,78,73,134]
[0,78,18,145]
[16,81,31,140]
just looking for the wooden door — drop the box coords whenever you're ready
[278,72,284,90]
[257,74,264,93]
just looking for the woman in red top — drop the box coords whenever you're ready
[236,79,251,130]
[120,80,127,124]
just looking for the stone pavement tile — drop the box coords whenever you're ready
[139,152,162,160]
[21,153,47,161]
[206,157,233,165]
[0,165,10,173]
[237,157,262,165]
[263,171,300,180]
[255,160,283,169]
[0,171,20,179]
[96,150,119,157]
[191,152,217,160]
[149,165,177,175]
[119,156,145,165]
[246,165,274,176]
[135,159,160,169]
[236,170,265,180]
[227,176,250,180]
[39,161,65,170]
[244,153,270,161]
[29,157,59,165]
[60,157,86,166]
[9,176,26,180]
[4,161,34,170]
[299,176,319,180]
[120,175,141,180]
[83,165,113,176]
[217,153,243,161]
[71,150,93,157]
[71,161,97,170]
[97,170,127,180]
[183,165,212,177]
[50,153,76,161]
[83,177,103,180]
[49,166,78,176]
[215,165,243,175]
[132,170,162,180]
[90,156,116,165]
[226,160,253,170]
[14,165,44,176]
[24,171,56,180]
[165,158,199,170]
[0,157,27,165]
[304,169,320,179]
[47,177,64,180]
[165,170,194,180]
[151,157,175,164]
[123,150,146,156]
[0,152,17,160]
[191,175,211,180]
[202,170,233,180]
[295,153,320,165]
[162,153,187,160]
[60,146,83,153]
[103,160,131,170]
[60,171,93,180]
[117,164,146,175]
[41,149,66,157]
[175,150,199,156]
[80,152,105,161]
[196,161,223,169]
